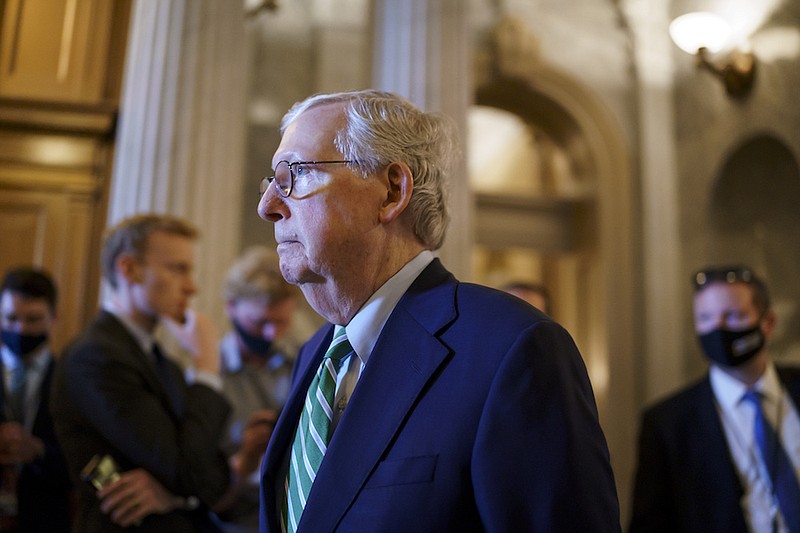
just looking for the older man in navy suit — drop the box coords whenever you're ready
[256,90,619,532]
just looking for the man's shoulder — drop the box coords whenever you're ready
[777,364,800,382]
[642,375,712,422]
[62,311,135,362]
[453,281,551,326]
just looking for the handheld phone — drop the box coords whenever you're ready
[80,454,121,491]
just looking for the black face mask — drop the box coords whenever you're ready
[1,330,48,358]
[698,325,765,367]
[232,320,272,356]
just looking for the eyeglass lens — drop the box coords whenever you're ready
[260,161,292,198]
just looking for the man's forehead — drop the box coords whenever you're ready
[142,231,195,259]
[274,104,346,161]
[694,282,753,306]
[0,291,50,312]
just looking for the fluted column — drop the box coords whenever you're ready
[108,0,247,323]
[624,0,683,404]
[372,0,473,280]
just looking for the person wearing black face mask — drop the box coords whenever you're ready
[214,246,305,532]
[0,267,72,532]
[630,265,800,533]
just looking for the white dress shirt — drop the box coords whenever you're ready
[105,305,222,391]
[329,250,435,431]
[711,362,800,533]
[1,343,51,431]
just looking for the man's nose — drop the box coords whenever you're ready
[258,183,286,223]
[186,277,198,295]
[712,315,728,329]
[261,322,277,340]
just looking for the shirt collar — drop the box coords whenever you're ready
[710,361,781,411]
[1,342,51,371]
[344,250,435,366]
[104,306,156,355]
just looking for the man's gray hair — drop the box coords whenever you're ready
[282,90,456,250]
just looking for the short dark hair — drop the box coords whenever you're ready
[692,265,770,315]
[1,267,58,312]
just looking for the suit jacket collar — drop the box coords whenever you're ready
[695,367,800,530]
[777,366,800,406]
[695,376,746,505]
[264,259,457,532]
[94,311,182,420]
[0,353,55,426]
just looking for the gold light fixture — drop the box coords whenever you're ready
[669,12,756,99]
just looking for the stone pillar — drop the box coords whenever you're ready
[625,0,684,403]
[372,0,473,280]
[108,0,248,325]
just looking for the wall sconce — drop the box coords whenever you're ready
[669,12,756,98]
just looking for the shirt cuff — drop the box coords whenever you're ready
[184,367,223,392]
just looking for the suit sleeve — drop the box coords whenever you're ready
[60,338,231,506]
[471,320,621,532]
[628,408,678,533]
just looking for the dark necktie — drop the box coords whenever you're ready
[742,390,800,532]
[152,343,184,418]
[7,362,26,422]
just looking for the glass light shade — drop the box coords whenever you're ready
[669,12,732,54]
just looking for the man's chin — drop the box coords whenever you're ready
[279,262,325,287]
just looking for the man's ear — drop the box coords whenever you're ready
[761,309,777,338]
[379,161,413,224]
[116,253,143,285]
[225,299,236,319]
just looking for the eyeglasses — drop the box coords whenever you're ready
[692,266,754,290]
[260,160,354,198]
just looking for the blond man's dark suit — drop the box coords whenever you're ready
[51,311,231,532]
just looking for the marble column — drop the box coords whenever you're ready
[108,0,248,325]
[625,0,684,403]
[372,0,473,280]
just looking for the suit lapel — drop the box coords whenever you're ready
[262,326,333,530]
[694,377,747,527]
[298,260,458,532]
[778,366,800,407]
[0,358,9,422]
[96,311,182,420]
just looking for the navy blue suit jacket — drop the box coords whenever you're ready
[260,260,620,532]
[629,366,800,533]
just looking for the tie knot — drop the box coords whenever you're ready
[325,327,353,364]
[151,342,166,361]
[741,389,764,406]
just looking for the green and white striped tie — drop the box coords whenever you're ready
[283,326,352,533]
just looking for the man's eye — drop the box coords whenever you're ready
[294,164,310,176]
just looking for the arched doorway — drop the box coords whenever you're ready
[469,15,639,501]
